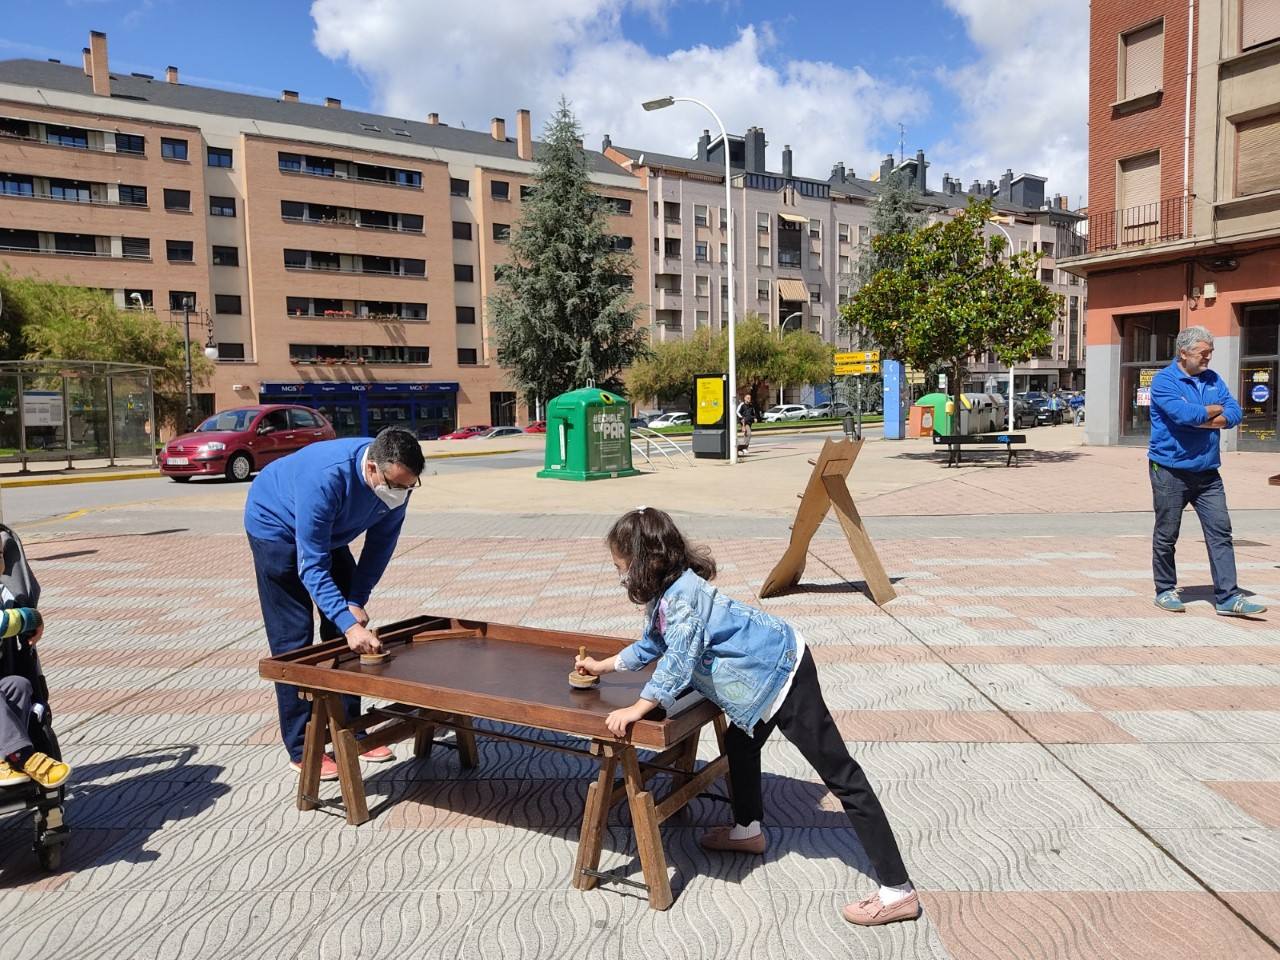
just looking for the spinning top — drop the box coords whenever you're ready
[360,651,390,665]
[569,644,599,689]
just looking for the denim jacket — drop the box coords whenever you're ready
[616,568,798,733]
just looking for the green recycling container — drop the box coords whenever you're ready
[914,392,953,436]
[537,387,640,481]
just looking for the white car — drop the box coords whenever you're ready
[477,426,525,438]
[761,404,809,422]
[648,412,691,427]
[805,402,851,420]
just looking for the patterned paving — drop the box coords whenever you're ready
[1,519,1279,958]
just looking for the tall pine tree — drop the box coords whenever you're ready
[489,99,648,407]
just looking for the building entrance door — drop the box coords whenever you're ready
[1240,359,1277,449]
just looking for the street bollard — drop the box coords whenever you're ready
[843,414,855,439]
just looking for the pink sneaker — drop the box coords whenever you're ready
[360,745,394,763]
[698,824,767,855]
[290,755,339,781]
[841,891,921,926]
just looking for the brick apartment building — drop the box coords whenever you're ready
[0,32,647,437]
[1063,0,1280,450]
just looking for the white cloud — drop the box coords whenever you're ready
[309,0,926,182]
[937,0,1089,206]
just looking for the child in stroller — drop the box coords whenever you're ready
[0,523,70,869]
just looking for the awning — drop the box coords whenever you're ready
[777,278,810,301]
[777,212,808,225]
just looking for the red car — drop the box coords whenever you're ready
[160,404,336,482]
[524,421,547,433]
[439,424,491,440]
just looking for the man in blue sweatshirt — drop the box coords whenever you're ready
[1148,326,1266,617]
[245,427,425,777]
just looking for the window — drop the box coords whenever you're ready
[160,137,188,160]
[495,263,510,282]
[212,245,239,266]
[695,310,709,327]
[719,207,728,229]
[808,219,822,238]
[286,297,310,316]
[809,285,822,303]
[121,237,150,259]
[720,243,728,263]
[124,289,152,308]
[653,201,659,219]
[217,342,246,361]
[49,179,90,203]
[520,185,536,201]
[163,188,190,212]
[695,275,710,298]
[401,302,427,320]
[456,306,476,324]
[0,173,33,196]
[757,279,770,300]
[278,152,302,172]
[858,225,870,244]
[207,146,233,168]
[288,407,322,428]
[1236,111,1280,197]
[839,254,851,273]
[452,221,472,240]
[492,223,511,243]
[46,125,87,149]
[210,195,236,217]
[1041,268,1055,283]
[838,284,852,305]
[1119,20,1164,101]
[757,211,770,233]
[284,249,308,269]
[1118,151,1161,241]
[694,204,709,226]
[609,235,633,252]
[695,241,709,262]
[490,180,509,200]
[215,294,242,314]
[605,196,632,215]
[115,133,145,155]
[400,213,423,233]
[811,249,822,268]
[1119,310,1179,438]
[458,348,479,365]
[118,184,147,206]
[401,258,426,277]
[757,246,770,267]
[1242,0,1280,49]
[454,264,474,282]
[169,291,196,311]
[450,177,469,197]
[663,201,680,223]
[166,240,193,263]
[838,223,850,243]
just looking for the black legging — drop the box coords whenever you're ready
[724,649,910,886]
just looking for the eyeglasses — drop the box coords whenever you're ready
[375,464,422,491]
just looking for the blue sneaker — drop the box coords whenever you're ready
[1154,590,1185,613]
[1215,595,1268,617]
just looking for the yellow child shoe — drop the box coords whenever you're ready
[0,758,31,787]
[22,752,70,789]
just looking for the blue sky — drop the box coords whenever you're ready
[3,0,1088,202]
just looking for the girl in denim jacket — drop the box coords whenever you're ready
[576,507,919,926]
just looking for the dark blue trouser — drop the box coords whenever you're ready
[248,534,359,761]
[1149,461,1239,606]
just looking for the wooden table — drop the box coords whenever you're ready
[258,614,731,910]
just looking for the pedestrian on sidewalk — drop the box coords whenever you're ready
[737,394,756,450]
[1148,326,1266,617]
[244,428,426,779]
[576,507,919,927]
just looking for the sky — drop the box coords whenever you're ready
[2,0,1090,204]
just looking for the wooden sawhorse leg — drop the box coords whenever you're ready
[296,690,330,812]
[621,746,674,910]
[573,742,619,892]
[326,693,371,825]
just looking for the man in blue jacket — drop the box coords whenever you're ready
[1148,326,1266,617]
[245,427,425,777]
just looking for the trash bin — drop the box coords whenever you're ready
[913,392,952,435]
[537,387,640,482]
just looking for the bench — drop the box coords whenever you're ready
[932,432,1028,467]
[1270,473,1280,487]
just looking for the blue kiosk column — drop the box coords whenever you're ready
[882,359,907,440]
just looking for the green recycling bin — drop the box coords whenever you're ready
[537,387,640,481]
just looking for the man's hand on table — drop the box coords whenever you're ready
[344,622,382,654]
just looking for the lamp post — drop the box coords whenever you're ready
[777,311,803,404]
[178,298,218,433]
[643,95,738,463]
[988,216,1017,432]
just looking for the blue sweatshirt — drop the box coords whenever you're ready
[1147,362,1242,472]
[243,438,409,634]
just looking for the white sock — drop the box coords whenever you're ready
[728,820,761,840]
[878,881,914,905]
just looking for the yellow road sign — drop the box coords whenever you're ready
[834,350,880,364]
[834,362,881,375]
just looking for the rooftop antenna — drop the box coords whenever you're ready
[898,123,905,164]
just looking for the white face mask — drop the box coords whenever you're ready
[374,483,410,509]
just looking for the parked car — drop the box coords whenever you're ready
[160,404,336,482]
[648,412,691,427]
[805,401,852,420]
[439,424,492,439]
[1011,398,1039,428]
[477,426,525,438]
[761,404,809,422]
[525,421,547,434]
[1033,399,1065,426]
[630,416,651,428]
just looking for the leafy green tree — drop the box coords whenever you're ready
[0,270,212,429]
[489,98,648,407]
[843,198,1059,431]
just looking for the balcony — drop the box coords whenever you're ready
[657,287,684,308]
[1077,197,1189,255]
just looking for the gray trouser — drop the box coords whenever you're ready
[0,675,34,757]
[1150,461,1239,606]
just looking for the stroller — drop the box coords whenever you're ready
[0,522,68,871]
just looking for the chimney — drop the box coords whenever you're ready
[831,162,846,183]
[82,47,91,76]
[601,133,612,152]
[915,149,927,193]
[880,153,895,183]
[88,31,110,97]
[1011,173,1046,209]
[165,65,178,84]
[282,90,298,102]
[491,117,506,142]
[744,127,767,174]
[324,97,341,108]
[782,145,793,179]
[1060,195,1069,210]
[999,168,1013,202]
[985,179,997,197]
[426,112,439,124]
[697,129,711,162]
[516,109,532,161]
[969,180,982,195]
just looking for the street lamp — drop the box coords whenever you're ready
[988,215,1017,432]
[777,311,804,404]
[643,94,738,463]
[177,298,218,433]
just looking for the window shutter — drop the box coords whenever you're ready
[1237,112,1280,196]
[1242,0,1280,50]
[1119,153,1161,242]
[1123,22,1164,99]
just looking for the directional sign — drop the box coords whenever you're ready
[834,350,880,364]
[834,362,881,376]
